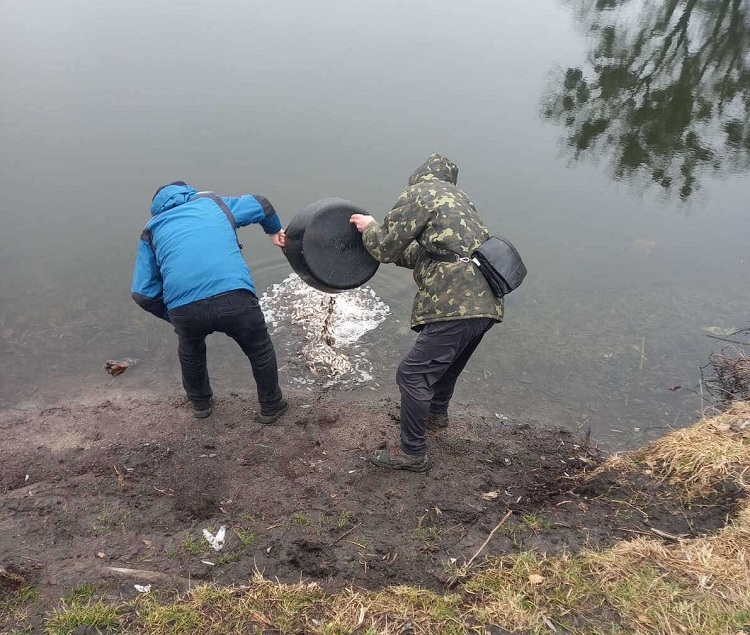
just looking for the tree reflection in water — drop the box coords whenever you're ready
[544,0,750,200]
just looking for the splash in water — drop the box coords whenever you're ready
[260,274,390,383]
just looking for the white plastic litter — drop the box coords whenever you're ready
[202,526,226,551]
[134,584,151,593]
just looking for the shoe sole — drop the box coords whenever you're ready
[258,401,289,425]
[194,408,213,419]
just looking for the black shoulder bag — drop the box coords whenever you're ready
[470,236,527,298]
[425,235,527,298]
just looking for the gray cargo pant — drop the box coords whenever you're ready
[397,318,496,457]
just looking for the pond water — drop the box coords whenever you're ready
[1,0,748,449]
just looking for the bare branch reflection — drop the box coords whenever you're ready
[544,0,750,200]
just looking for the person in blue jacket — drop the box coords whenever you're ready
[131,181,289,423]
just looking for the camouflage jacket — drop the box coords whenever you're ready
[363,154,504,331]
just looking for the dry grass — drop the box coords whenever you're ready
[604,401,750,497]
[467,506,750,633]
[25,404,750,635]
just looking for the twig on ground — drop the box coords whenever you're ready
[328,522,362,547]
[617,527,652,537]
[447,510,513,587]
[650,527,685,541]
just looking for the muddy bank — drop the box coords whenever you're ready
[0,389,743,632]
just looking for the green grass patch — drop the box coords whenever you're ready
[0,584,41,611]
[181,532,209,556]
[44,597,121,635]
[519,512,551,531]
[291,511,311,526]
[412,526,442,551]
[234,528,255,547]
[0,585,42,635]
[93,505,131,532]
[336,510,353,527]
[61,584,97,604]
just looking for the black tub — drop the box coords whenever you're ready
[284,197,380,293]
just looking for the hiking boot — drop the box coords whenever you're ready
[258,398,289,425]
[193,400,213,419]
[370,445,429,472]
[426,411,448,430]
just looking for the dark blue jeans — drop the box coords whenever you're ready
[397,318,495,457]
[168,290,283,410]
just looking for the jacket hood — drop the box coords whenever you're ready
[407,153,458,186]
[150,181,198,216]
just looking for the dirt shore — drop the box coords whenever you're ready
[0,388,743,632]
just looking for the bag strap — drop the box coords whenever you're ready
[424,250,458,263]
[422,247,471,264]
[140,192,243,256]
[195,192,243,250]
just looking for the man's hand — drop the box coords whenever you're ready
[350,214,376,233]
[269,230,286,248]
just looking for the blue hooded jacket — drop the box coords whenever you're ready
[131,182,282,320]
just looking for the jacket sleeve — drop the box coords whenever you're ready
[131,239,170,322]
[361,195,431,264]
[223,195,282,235]
[394,242,420,269]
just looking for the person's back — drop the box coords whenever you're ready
[357,154,503,331]
[142,183,256,310]
[395,156,487,262]
[132,181,290,423]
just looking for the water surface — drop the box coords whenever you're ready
[1,0,748,448]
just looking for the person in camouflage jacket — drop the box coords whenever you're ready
[350,153,503,472]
